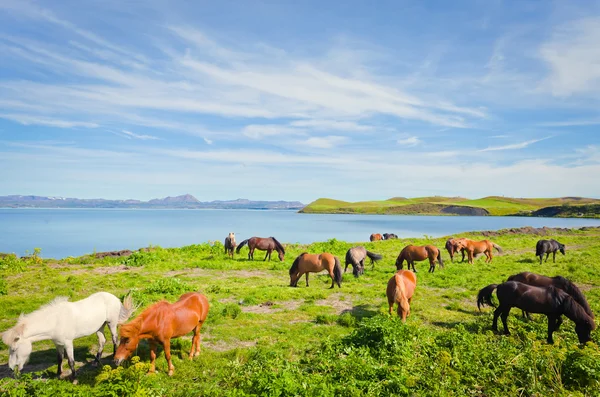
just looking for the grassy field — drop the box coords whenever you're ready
[300,196,600,217]
[1,227,600,396]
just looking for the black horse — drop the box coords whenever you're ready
[383,233,398,240]
[536,239,565,264]
[477,281,595,344]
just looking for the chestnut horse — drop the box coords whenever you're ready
[370,233,383,242]
[289,252,342,289]
[445,238,467,263]
[224,232,236,259]
[395,245,444,273]
[236,236,285,261]
[386,270,417,322]
[477,281,595,344]
[454,238,502,264]
[114,292,209,376]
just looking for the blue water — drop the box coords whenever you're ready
[1,209,600,259]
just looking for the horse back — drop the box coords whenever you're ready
[70,292,122,338]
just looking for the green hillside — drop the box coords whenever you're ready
[300,196,600,217]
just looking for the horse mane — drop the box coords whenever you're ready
[119,300,167,338]
[560,293,596,330]
[289,252,307,275]
[270,237,285,254]
[552,276,594,318]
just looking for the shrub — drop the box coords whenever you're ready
[144,278,194,295]
[0,253,24,272]
[222,303,242,319]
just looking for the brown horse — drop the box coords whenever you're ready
[477,281,595,344]
[236,236,285,261]
[224,232,236,259]
[386,270,417,322]
[289,252,342,289]
[370,233,383,242]
[506,272,594,319]
[454,238,502,264]
[396,244,444,273]
[114,292,209,376]
[445,238,467,263]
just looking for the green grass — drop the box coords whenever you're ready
[301,196,600,217]
[1,227,600,396]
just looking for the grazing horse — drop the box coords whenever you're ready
[445,238,467,263]
[395,245,444,273]
[344,246,383,277]
[454,238,502,264]
[224,232,237,259]
[2,292,134,382]
[289,252,342,289]
[506,272,594,319]
[477,281,595,344]
[370,233,383,242]
[236,236,285,261]
[383,233,398,240]
[386,270,417,322]
[536,239,565,265]
[114,292,209,376]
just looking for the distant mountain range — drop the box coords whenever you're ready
[0,194,304,210]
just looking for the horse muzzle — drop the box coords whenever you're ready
[114,358,124,366]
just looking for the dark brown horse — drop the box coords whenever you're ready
[236,236,285,261]
[370,233,383,242]
[386,270,417,322]
[396,244,444,273]
[224,232,236,259]
[445,238,466,263]
[477,281,595,344]
[114,292,209,376]
[506,272,594,319]
[454,238,502,264]
[289,252,342,289]
[344,246,383,277]
[536,239,565,264]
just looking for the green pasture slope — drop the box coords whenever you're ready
[1,227,600,396]
[300,196,600,217]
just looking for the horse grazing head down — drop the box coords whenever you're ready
[559,243,566,255]
[114,320,142,366]
[2,323,31,372]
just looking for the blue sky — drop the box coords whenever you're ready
[1,0,599,203]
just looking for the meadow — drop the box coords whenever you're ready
[1,227,600,396]
[300,196,600,217]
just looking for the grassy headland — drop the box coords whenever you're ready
[300,196,600,217]
[1,227,600,396]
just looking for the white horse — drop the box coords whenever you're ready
[1,291,134,381]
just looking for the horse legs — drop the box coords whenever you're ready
[410,260,417,273]
[64,341,77,383]
[305,273,309,287]
[162,339,175,376]
[552,252,556,263]
[545,252,549,263]
[500,307,511,335]
[93,324,107,366]
[539,255,543,265]
[56,345,65,378]
[547,314,558,344]
[428,258,435,273]
[263,250,270,261]
[107,321,119,356]
[328,269,336,289]
[492,306,501,332]
[189,324,202,359]
[149,340,158,373]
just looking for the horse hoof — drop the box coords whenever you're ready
[72,379,78,385]
[168,370,174,377]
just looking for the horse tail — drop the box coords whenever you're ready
[437,248,445,269]
[333,256,343,287]
[270,237,285,254]
[366,251,383,263]
[492,243,503,254]
[553,276,594,318]
[236,239,250,254]
[289,253,306,276]
[119,293,136,324]
[535,240,543,256]
[394,272,410,315]
[477,284,498,311]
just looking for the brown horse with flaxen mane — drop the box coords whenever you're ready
[396,244,444,273]
[454,238,502,264]
[236,236,285,261]
[386,270,417,322]
[289,252,342,289]
[114,292,209,376]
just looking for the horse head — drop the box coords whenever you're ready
[278,251,285,262]
[575,319,595,344]
[2,323,31,372]
[559,244,566,255]
[114,322,141,366]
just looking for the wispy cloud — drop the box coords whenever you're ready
[0,113,99,128]
[479,137,551,152]
[397,136,421,147]
[300,136,347,149]
[538,119,600,127]
[120,130,160,140]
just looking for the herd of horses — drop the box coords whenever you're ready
[1,230,594,382]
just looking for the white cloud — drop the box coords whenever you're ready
[397,136,421,147]
[242,124,306,139]
[121,130,160,140]
[0,113,99,128]
[479,137,551,152]
[300,136,347,149]
[540,17,600,97]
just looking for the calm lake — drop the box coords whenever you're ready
[1,208,600,259]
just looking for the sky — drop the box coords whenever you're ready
[1,0,600,203]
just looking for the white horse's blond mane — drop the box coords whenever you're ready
[1,296,70,346]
